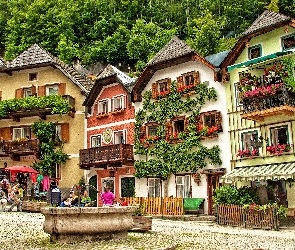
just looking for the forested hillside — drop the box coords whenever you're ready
[0,0,294,73]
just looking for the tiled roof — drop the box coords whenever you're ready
[96,64,136,92]
[6,44,93,93]
[205,50,231,68]
[147,36,195,66]
[242,10,291,36]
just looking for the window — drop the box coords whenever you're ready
[29,73,38,81]
[270,126,288,145]
[112,96,124,111]
[248,45,262,59]
[148,126,157,137]
[23,88,32,97]
[152,78,171,99]
[204,113,216,127]
[102,178,114,193]
[183,73,195,86]
[114,131,125,144]
[121,177,135,197]
[176,175,190,198]
[173,120,185,133]
[13,127,31,140]
[91,135,101,147]
[241,131,258,150]
[46,85,58,96]
[282,33,295,50]
[157,79,169,92]
[52,164,61,179]
[148,178,161,197]
[234,82,243,107]
[98,99,109,114]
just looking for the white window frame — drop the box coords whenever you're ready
[46,84,58,96]
[176,175,190,198]
[148,178,161,197]
[112,95,125,111]
[114,130,126,144]
[98,99,110,114]
[13,127,31,140]
[234,82,243,107]
[52,164,61,179]
[241,130,258,150]
[91,135,102,147]
[23,88,32,97]
[269,124,289,146]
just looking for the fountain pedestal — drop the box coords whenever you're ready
[42,206,136,243]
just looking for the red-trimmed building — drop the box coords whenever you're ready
[80,65,136,203]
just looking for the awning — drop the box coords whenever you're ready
[227,50,294,71]
[220,162,295,183]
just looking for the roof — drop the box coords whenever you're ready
[220,162,295,183]
[83,64,136,108]
[205,50,231,68]
[133,36,215,101]
[243,10,291,36]
[147,36,195,66]
[3,44,93,94]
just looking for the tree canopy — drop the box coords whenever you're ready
[0,0,294,72]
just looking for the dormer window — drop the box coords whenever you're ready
[112,96,125,111]
[98,99,109,114]
[29,73,38,81]
[282,33,295,50]
[248,45,261,59]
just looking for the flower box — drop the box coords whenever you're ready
[22,201,47,212]
[111,109,124,115]
[96,113,109,119]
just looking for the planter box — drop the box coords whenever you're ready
[131,216,152,231]
[22,201,47,212]
[42,206,136,243]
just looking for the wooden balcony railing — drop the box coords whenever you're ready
[0,139,40,160]
[241,85,295,121]
[79,144,134,169]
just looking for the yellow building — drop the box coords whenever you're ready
[0,44,93,190]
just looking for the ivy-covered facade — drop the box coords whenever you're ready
[221,10,295,210]
[132,36,230,214]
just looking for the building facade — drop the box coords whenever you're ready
[221,11,295,208]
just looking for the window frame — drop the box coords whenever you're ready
[23,87,32,97]
[248,44,262,60]
[112,95,125,111]
[91,135,102,147]
[281,33,295,51]
[183,71,196,86]
[241,130,259,150]
[234,82,243,107]
[46,84,58,96]
[52,164,61,179]
[12,127,31,140]
[98,99,109,114]
[28,73,38,82]
[147,178,161,197]
[175,175,191,198]
[269,125,289,146]
[114,130,126,144]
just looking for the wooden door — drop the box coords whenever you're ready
[207,174,220,215]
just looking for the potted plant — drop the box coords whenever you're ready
[131,204,152,231]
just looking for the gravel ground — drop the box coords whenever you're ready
[0,212,295,250]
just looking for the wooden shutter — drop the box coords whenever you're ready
[38,86,46,96]
[184,117,190,133]
[0,91,2,101]
[167,78,171,93]
[0,127,12,140]
[139,125,146,139]
[195,115,203,132]
[215,111,223,132]
[165,121,173,137]
[31,85,37,96]
[61,123,69,143]
[193,71,200,86]
[152,82,157,99]
[15,88,23,98]
[176,76,183,91]
[58,83,66,95]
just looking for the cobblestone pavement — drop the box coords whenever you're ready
[0,212,295,250]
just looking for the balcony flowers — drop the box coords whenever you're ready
[236,148,259,158]
[14,137,29,143]
[264,64,288,84]
[165,131,186,143]
[242,83,283,99]
[238,72,259,92]
[140,135,161,147]
[177,84,195,94]
[155,90,169,100]
[198,125,219,137]
[266,144,292,156]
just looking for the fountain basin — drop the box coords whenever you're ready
[42,206,136,243]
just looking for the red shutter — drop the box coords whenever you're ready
[61,123,69,143]
[15,88,23,98]
[38,86,46,96]
[58,83,66,95]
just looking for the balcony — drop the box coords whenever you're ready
[0,139,40,160]
[241,84,295,121]
[79,144,134,169]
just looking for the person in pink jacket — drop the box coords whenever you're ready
[100,187,115,206]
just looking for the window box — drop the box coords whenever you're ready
[196,111,222,138]
[111,108,124,115]
[96,113,109,119]
[177,71,200,95]
[266,144,292,156]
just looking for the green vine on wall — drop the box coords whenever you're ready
[31,120,69,175]
[134,80,222,179]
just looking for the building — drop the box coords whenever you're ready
[132,36,230,214]
[0,44,93,190]
[80,64,136,203]
[221,10,295,209]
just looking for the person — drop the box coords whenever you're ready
[1,176,9,196]
[7,185,22,212]
[81,190,92,207]
[120,197,128,206]
[100,187,115,206]
[60,191,78,207]
[0,188,7,211]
